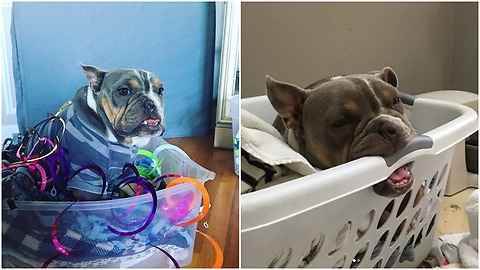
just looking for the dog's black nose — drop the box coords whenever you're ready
[380,122,398,141]
[144,100,156,113]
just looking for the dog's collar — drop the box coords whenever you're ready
[86,87,97,114]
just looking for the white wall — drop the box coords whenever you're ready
[452,3,478,93]
[241,2,478,98]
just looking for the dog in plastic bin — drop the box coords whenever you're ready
[266,67,424,265]
[59,64,166,200]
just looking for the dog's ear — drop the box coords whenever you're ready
[370,67,398,88]
[266,75,307,129]
[81,63,107,93]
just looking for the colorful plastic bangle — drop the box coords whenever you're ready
[166,177,210,227]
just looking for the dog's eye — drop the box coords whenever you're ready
[332,118,351,127]
[157,87,164,95]
[118,87,131,96]
[393,97,401,105]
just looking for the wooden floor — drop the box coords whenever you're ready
[166,133,239,268]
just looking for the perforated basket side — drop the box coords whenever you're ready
[241,147,454,268]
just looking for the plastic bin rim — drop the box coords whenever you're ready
[2,182,200,211]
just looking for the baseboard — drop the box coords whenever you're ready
[214,126,233,149]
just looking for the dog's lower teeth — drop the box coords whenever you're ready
[393,179,409,186]
[142,120,159,127]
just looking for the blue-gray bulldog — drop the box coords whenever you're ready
[266,67,417,198]
[59,64,166,200]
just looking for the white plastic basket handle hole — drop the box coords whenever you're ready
[414,185,426,207]
[357,210,375,241]
[396,190,412,218]
[377,200,395,229]
[385,246,401,267]
[371,230,389,260]
[328,221,352,256]
[400,236,416,263]
[414,228,425,248]
[373,259,383,268]
[426,214,437,237]
[350,242,369,268]
[332,255,347,268]
[267,247,292,268]
[390,219,407,247]
[298,234,325,268]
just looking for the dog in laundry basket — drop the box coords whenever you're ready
[266,67,417,198]
[58,64,166,200]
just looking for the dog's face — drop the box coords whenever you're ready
[266,67,416,197]
[81,64,166,145]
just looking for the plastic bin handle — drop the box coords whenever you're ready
[400,92,416,106]
[383,134,433,167]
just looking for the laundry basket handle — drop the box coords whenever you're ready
[383,134,433,167]
[400,92,416,106]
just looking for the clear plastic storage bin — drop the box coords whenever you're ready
[2,137,215,268]
[241,94,477,268]
[230,94,240,175]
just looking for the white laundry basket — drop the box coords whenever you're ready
[241,94,478,268]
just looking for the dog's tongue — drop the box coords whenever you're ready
[389,166,409,182]
[145,119,160,126]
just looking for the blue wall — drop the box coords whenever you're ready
[11,2,216,138]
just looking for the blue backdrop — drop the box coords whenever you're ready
[11,2,217,138]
